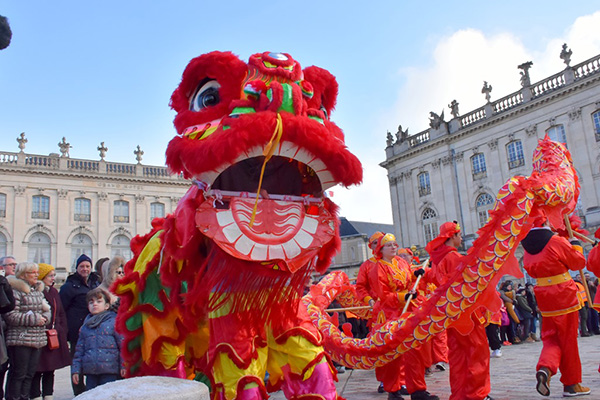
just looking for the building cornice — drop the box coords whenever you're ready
[381,60,600,170]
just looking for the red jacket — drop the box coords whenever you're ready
[522,229,585,317]
[356,257,378,305]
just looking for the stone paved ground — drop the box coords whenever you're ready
[51,335,600,399]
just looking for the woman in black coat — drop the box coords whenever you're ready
[30,264,71,400]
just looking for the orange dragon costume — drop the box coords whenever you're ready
[113,47,582,400]
[302,137,581,391]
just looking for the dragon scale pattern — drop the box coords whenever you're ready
[304,137,578,369]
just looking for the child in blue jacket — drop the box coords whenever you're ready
[71,288,125,391]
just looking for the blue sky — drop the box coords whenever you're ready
[1,2,599,223]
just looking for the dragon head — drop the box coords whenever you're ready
[166,51,362,272]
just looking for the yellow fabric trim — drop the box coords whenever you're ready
[133,232,163,274]
[540,303,581,317]
[536,272,572,287]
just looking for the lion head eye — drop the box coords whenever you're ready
[190,80,221,111]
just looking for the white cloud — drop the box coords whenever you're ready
[339,11,600,225]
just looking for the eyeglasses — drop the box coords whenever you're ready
[2,263,16,267]
[116,270,125,275]
[26,271,39,275]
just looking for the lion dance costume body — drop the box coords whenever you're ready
[115,51,362,400]
[116,49,581,400]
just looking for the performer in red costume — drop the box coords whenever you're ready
[521,216,590,397]
[356,232,384,308]
[370,234,439,400]
[585,228,600,374]
[397,248,448,372]
[426,221,493,400]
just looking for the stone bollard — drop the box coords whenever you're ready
[74,376,209,400]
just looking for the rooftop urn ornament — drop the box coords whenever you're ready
[134,145,144,164]
[58,137,72,157]
[97,142,108,161]
[481,81,493,103]
[16,132,27,152]
[448,100,460,118]
[518,61,533,88]
[560,43,573,67]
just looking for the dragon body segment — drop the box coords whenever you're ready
[114,48,578,399]
[304,137,578,369]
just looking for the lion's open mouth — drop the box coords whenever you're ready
[195,145,336,271]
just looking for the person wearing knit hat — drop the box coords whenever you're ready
[369,233,440,400]
[426,221,494,400]
[58,254,100,396]
[521,215,590,397]
[31,263,71,400]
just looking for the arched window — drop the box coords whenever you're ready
[506,140,525,169]
[546,124,567,146]
[71,234,93,270]
[111,235,132,260]
[74,198,91,222]
[592,110,600,141]
[0,193,6,218]
[422,208,438,244]
[476,193,495,228]
[471,153,487,179]
[28,232,51,264]
[0,232,6,258]
[418,172,431,197]
[150,202,165,220]
[32,195,50,219]
[114,200,129,223]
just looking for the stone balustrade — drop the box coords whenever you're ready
[530,72,565,98]
[492,91,524,114]
[409,130,430,147]
[0,150,186,182]
[574,54,600,79]
[460,106,486,128]
[391,52,600,153]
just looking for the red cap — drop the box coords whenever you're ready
[374,233,396,259]
[425,221,461,253]
[368,231,384,250]
[397,248,413,256]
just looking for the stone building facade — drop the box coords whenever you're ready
[381,46,600,261]
[0,134,189,281]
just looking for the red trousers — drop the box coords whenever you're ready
[375,355,405,392]
[432,330,448,364]
[447,321,490,400]
[375,342,431,394]
[537,311,582,386]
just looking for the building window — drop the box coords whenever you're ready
[32,195,50,219]
[0,193,5,218]
[506,140,525,169]
[476,193,495,228]
[111,234,132,260]
[0,232,6,258]
[422,208,438,244]
[418,172,431,197]
[546,124,567,146]
[471,153,487,179]
[150,202,165,221]
[71,234,93,271]
[114,200,129,223]
[28,232,51,264]
[593,111,600,141]
[351,246,356,261]
[74,198,91,222]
